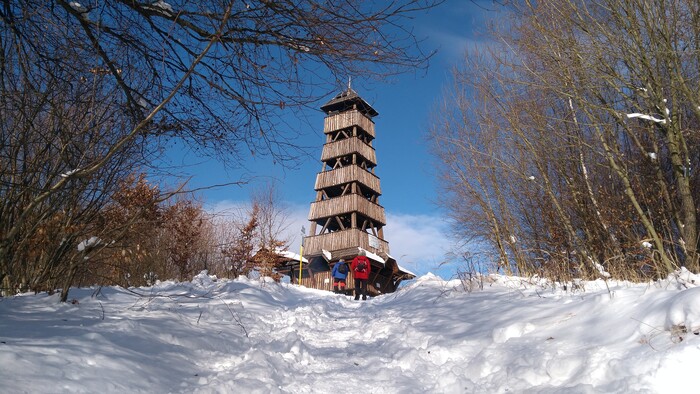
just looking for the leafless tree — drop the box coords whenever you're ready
[1,0,440,297]
[250,183,290,279]
[163,199,206,281]
[432,0,700,280]
[251,183,290,250]
[221,204,259,278]
[0,61,141,298]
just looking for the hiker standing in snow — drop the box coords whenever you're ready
[332,258,349,294]
[351,251,371,301]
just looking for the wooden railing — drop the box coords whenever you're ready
[321,137,376,165]
[314,165,381,194]
[308,194,386,224]
[304,229,389,256]
[324,110,375,138]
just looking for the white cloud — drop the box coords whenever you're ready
[283,206,454,276]
[418,1,503,66]
[205,199,249,218]
[206,199,309,249]
[210,201,455,277]
[383,212,453,275]
[279,203,311,251]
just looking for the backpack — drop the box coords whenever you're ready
[337,262,348,274]
[356,261,367,273]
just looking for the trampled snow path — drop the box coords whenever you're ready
[196,286,454,393]
[2,272,700,393]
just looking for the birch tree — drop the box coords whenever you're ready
[433,0,700,279]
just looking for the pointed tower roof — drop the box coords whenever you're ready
[320,87,379,117]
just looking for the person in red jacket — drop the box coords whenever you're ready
[351,250,371,300]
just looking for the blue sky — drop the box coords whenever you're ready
[166,1,497,278]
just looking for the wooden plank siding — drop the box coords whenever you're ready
[294,262,399,296]
[324,110,375,138]
[296,269,356,294]
[321,137,377,165]
[314,165,381,194]
[298,270,334,292]
[308,194,386,224]
[304,228,389,256]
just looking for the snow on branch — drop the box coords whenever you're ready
[69,2,87,13]
[626,113,667,124]
[78,236,101,252]
[144,1,174,16]
[60,169,81,178]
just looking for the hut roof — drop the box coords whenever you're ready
[359,247,386,265]
[385,253,416,278]
[320,88,379,117]
[274,248,308,263]
[358,247,416,280]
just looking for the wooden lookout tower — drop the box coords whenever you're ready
[289,86,415,295]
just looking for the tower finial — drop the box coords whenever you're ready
[347,76,352,91]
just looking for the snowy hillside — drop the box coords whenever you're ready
[2,271,700,393]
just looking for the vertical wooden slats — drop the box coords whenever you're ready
[314,165,381,194]
[320,136,377,165]
[324,110,375,138]
[308,194,386,224]
[298,270,366,293]
[304,229,389,256]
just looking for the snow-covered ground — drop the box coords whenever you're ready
[2,270,700,393]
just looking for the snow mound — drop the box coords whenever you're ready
[2,272,700,393]
[191,270,217,288]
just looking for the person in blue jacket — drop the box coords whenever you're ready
[331,258,349,294]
